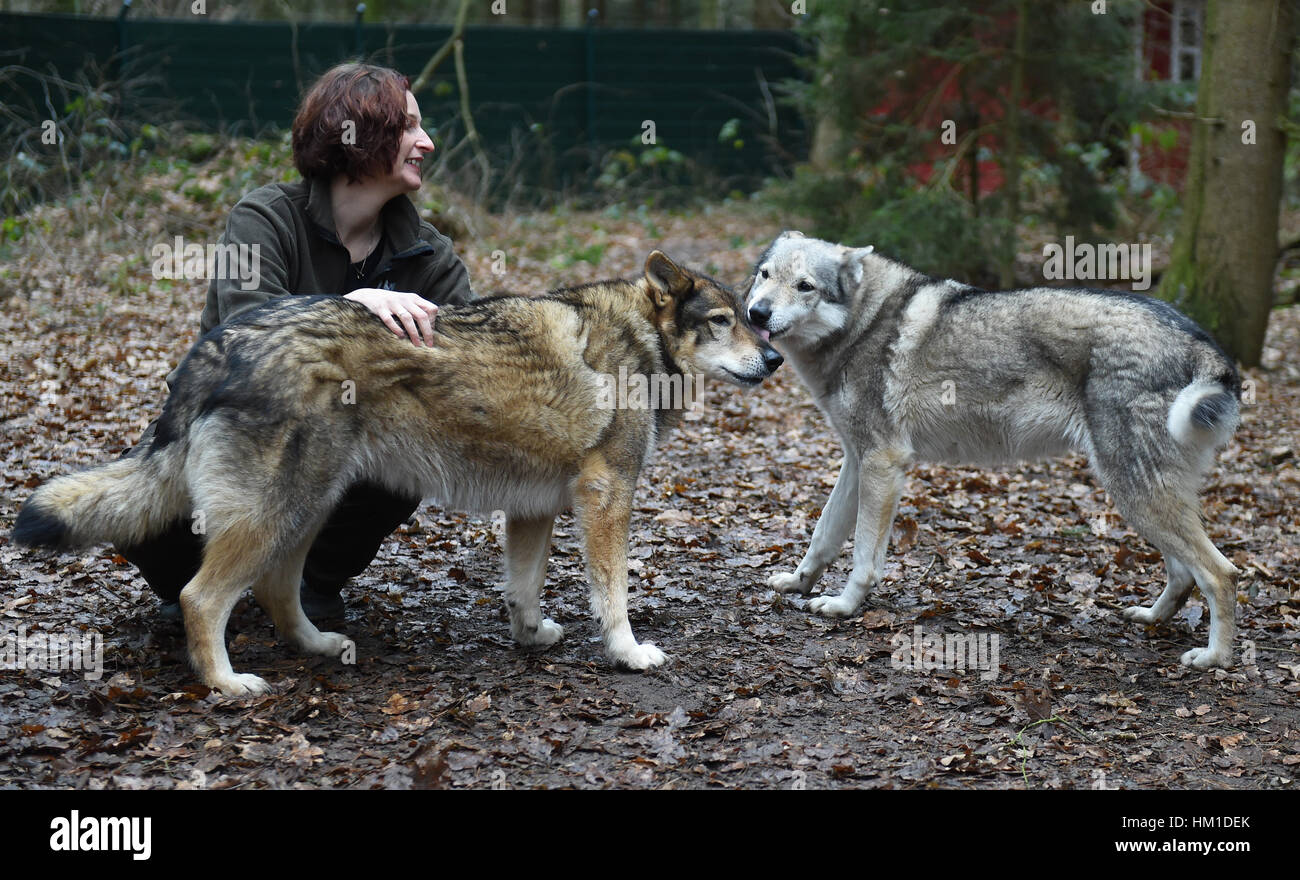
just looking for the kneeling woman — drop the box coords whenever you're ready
[121,63,475,619]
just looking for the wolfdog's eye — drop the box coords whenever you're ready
[709,314,731,327]
[796,280,815,292]
[759,269,769,279]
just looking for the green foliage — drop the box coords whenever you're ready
[773,0,1157,281]
[1285,82,1300,210]
[107,253,144,298]
[767,163,1012,286]
[635,203,661,240]
[180,180,219,204]
[718,118,744,151]
[1,217,25,243]
[1,67,183,216]
[596,137,689,192]
[179,133,219,163]
[548,234,607,269]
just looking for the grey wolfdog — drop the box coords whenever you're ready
[745,231,1241,669]
[15,252,783,694]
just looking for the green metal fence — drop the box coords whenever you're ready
[1,11,807,189]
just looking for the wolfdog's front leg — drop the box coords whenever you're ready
[181,522,277,696]
[505,515,563,648]
[768,450,860,595]
[575,453,665,670]
[810,447,907,618]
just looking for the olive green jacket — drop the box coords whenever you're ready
[197,175,475,334]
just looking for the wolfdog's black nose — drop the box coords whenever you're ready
[748,300,771,328]
[762,346,784,373]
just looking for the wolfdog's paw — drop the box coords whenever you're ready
[809,593,860,618]
[1180,646,1232,670]
[516,618,564,648]
[1122,605,1161,625]
[211,673,272,697]
[768,570,811,594]
[299,630,351,657]
[613,641,667,671]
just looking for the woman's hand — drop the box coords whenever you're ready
[344,288,439,347]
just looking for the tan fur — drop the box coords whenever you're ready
[15,251,781,694]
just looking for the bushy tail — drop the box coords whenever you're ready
[13,447,188,550]
[1167,378,1240,449]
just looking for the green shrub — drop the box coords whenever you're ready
[766,165,1012,286]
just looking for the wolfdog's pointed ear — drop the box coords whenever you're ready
[839,246,873,293]
[645,250,692,309]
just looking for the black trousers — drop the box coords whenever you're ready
[115,423,420,603]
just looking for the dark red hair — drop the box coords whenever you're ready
[292,63,412,182]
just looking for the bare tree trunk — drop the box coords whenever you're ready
[808,17,846,171]
[999,0,1027,288]
[753,0,789,30]
[1157,0,1294,367]
[808,116,847,171]
[699,0,719,29]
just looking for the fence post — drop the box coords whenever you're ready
[116,0,132,112]
[354,3,366,58]
[116,0,132,57]
[585,6,598,163]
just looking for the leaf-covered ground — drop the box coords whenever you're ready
[1,191,1298,789]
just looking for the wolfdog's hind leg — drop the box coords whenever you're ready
[181,521,277,696]
[505,515,562,648]
[1177,546,1237,670]
[1122,556,1194,624]
[253,532,352,659]
[1117,492,1237,669]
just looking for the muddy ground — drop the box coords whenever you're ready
[1,212,1297,789]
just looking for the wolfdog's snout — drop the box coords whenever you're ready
[760,343,783,374]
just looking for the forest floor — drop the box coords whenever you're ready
[1,176,1297,789]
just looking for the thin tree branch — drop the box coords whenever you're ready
[410,0,471,95]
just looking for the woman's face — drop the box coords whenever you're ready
[390,90,435,192]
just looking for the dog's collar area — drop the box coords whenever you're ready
[653,331,686,384]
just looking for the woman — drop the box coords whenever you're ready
[121,63,475,621]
